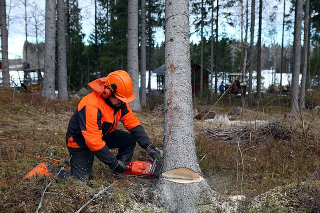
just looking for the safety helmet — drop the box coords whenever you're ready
[105,70,135,103]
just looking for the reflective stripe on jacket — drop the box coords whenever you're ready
[66,92,149,152]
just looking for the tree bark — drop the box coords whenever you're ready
[291,0,303,115]
[280,0,286,88]
[161,0,202,211]
[256,0,262,105]
[127,0,141,111]
[0,0,10,86]
[248,0,255,106]
[210,0,215,100]
[200,0,204,96]
[140,0,147,107]
[42,0,56,99]
[299,0,310,109]
[57,0,68,100]
[215,0,219,94]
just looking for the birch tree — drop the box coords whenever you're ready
[41,0,56,99]
[57,0,68,100]
[140,0,147,107]
[127,0,141,111]
[291,0,303,115]
[0,0,9,86]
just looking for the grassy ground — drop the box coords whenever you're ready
[1,87,320,212]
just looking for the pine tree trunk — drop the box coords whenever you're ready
[215,0,219,94]
[0,0,10,86]
[57,0,68,100]
[42,0,56,99]
[248,0,255,106]
[140,0,147,107]
[291,0,303,115]
[200,0,204,96]
[160,0,202,211]
[127,0,141,111]
[280,0,286,88]
[210,0,215,100]
[256,0,262,105]
[299,0,310,109]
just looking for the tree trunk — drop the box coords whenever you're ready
[256,0,262,105]
[57,0,68,100]
[248,0,255,106]
[299,0,310,109]
[280,0,286,87]
[215,0,219,94]
[0,0,10,86]
[24,0,28,69]
[127,0,141,111]
[291,0,303,115]
[161,0,203,211]
[140,0,147,107]
[210,0,215,100]
[42,0,56,99]
[200,0,204,96]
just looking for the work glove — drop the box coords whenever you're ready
[146,144,163,160]
[112,160,126,173]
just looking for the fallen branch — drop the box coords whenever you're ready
[75,181,118,213]
[36,167,64,213]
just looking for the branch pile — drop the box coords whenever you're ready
[207,120,295,145]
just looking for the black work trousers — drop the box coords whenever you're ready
[68,129,136,181]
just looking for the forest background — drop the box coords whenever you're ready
[1,0,320,99]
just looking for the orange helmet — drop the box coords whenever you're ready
[105,70,135,103]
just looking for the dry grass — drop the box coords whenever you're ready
[1,87,320,212]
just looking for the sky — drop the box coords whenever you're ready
[4,0,294,60]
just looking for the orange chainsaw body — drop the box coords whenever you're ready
[122,160,154,176]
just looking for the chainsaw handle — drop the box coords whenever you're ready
[139,157,157,179]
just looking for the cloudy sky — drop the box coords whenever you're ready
[5,0,292,60]
[6,0,96,59]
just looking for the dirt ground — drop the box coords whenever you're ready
[1,87,320,212]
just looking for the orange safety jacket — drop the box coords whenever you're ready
[66,92,151,167]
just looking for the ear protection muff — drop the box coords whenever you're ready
[101,83,117,99]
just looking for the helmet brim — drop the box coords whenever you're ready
[115,93,135,103]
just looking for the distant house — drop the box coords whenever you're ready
[152,63,209,94]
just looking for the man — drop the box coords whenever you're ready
[66,70,162,181]
[218,81,225,93]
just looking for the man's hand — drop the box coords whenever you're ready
[113,160,126,173]
[146,144,163,160]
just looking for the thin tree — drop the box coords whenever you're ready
[215,0,219,94]
[210,0,215,100]
[291,0,303,115]
[41,0,56,99]
[127,0,141,111]
[24,0,28,67]
[140,0,147,107]
[248,0,255,106]
[30,0,43,70]
[256,0,262,105]
[57,0,68,100]
[200,0,204,96]
[299,0,310,109]
[0,0,10,86]
[280,0,286,87]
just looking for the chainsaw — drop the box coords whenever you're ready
[116,158,162,179]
